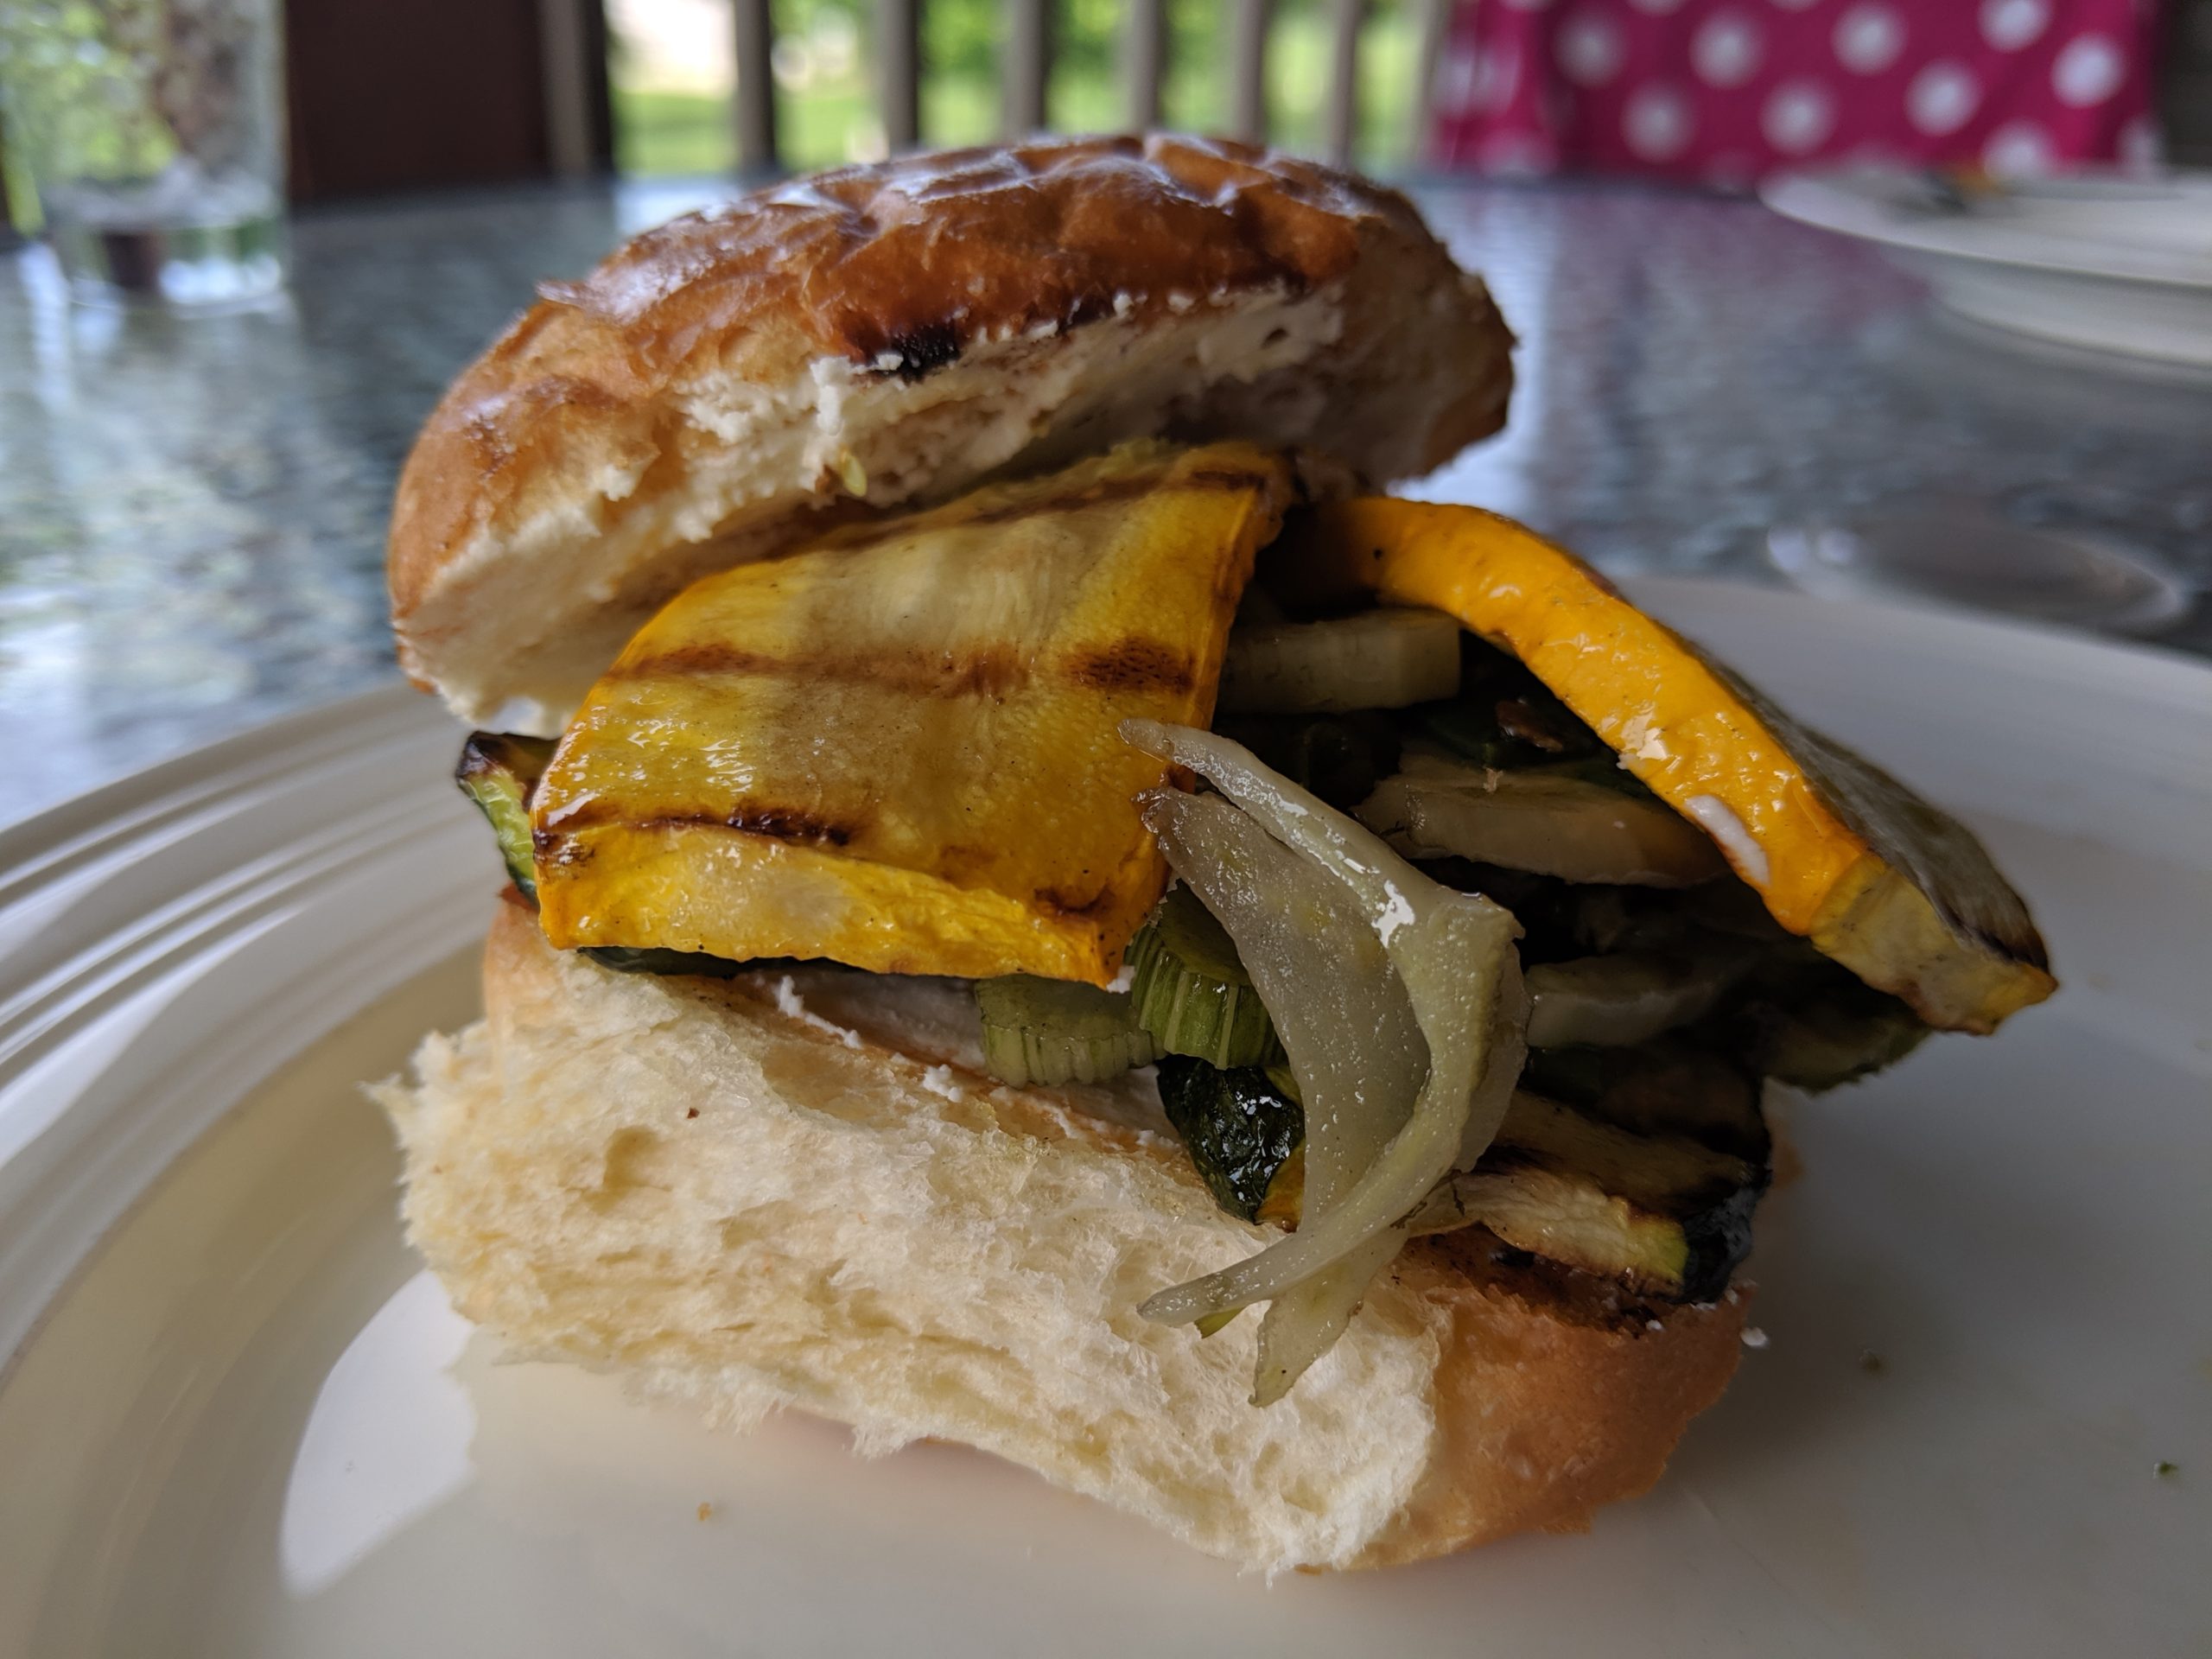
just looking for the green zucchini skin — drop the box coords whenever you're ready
[1409,635,1617,773]
[456,732,753,980]
[454,732,556,898]
[1155,1056,1305,1224]
[1158,1046,1769,1301]
[1522,1039,1772,1166]
[1729,976,1931,1091]
[1678,1179,1763,1304]
[579,945,752,978]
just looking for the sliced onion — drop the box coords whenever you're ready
[1143,791,1425,1209]
[1122,721,1525,1361]
[1525,950,1735,1048]
[1457,999,1527,1171]
[1217,607,1462,715]
[1251,1235,1402,1407]
[1357,748,1724,887]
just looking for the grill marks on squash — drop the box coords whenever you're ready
[614,637,1196,702]
[613,640,1029,700]
[1066,638,1196,695]
[529,441,1294,982]
[545,800,861,849]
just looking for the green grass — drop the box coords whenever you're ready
[612,87,736,177]
[611,2,1419,181]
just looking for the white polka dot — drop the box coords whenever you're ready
[1627,0,1686,14]
[2052,33,2126,106]
[1834,4,1905,74]
[1472,46,1520,111]
[1693,12,1764,87]
[1763,80,1835,154]
[1557,12,1627,86]
[2120,112,2164,167]
[1435,46,1481,114]
[1983,121,2053,176]
[1979,0,2049,52]
[1624,85,1694,161]
[1907,61,1980,135]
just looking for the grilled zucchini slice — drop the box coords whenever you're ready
[1276,499,2056,1032]
[1157,1055,1765,1299]
[531,441,1293,985]
[455,732,556,898]
[1735,979,1930,1090]
[1155,1056,1305,1225]
[1411,1155,1756,1303]
[457,732,748,980]
[1522,1038,1770,1164]
[1478,1093,1762,1301]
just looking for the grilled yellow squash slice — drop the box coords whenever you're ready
[1274,499,2055,1033]
[532,442,1294,983]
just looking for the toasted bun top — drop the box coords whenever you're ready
[387,135,1514,730]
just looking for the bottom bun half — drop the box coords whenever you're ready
[373,902,1748,1574]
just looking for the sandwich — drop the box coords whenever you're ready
[374,135,2056,1575]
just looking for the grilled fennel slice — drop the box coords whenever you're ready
[1217,607,1462,714]
[1159,1056,1766,1301]
[1357,747,1726,887]
[531,441,1293,984]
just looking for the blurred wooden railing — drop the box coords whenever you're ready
[726,0,1450,175]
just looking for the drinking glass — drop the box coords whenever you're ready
[0,0,285,308]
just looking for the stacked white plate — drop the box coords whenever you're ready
[1764,166,2212,367]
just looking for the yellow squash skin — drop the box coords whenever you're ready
[533,442,1294,984]
[1275,499,2056,1034]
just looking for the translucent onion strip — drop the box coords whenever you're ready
[1123,721,1525,1335]
[1142,790,1424,1215]
[1250,1234,1403,1407]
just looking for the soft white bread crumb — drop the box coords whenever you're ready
[373,906,1745,1573]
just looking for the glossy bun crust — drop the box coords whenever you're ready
[388,135,1515,730]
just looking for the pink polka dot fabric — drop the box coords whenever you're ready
[1427,0,2164,186]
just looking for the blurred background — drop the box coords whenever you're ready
[7,0,2206,217]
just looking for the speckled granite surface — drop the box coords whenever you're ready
[2,176,2206,829]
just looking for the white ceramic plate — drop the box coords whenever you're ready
[1762,166,2212,367]
[2,581,2207,1657]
